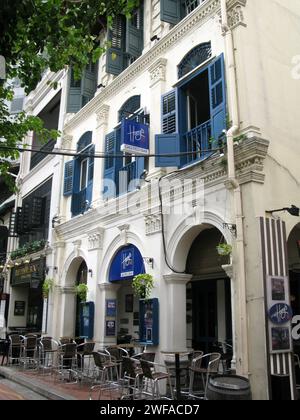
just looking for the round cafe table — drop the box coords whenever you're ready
[161,350,190,400]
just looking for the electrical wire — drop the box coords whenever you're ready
[0,144,222,160]
[157,152,218,274]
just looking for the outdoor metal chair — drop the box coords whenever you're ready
[38,337,59,374]
[140,359,174,400]
[188,352,221,400]
[120,356,144,399]
[8,334,22,365]
[56,342,78,383]
[20,335,38,370]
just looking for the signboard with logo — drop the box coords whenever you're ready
[267,275,292,353]
[11,259,45,286]
[121,119,149,155]
[109,245,145,282]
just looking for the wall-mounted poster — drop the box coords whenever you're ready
[271,326,292,352]
[106,299,117,317]
[271,277,286,301]
[14,301,25,316]
[105,320,116,336]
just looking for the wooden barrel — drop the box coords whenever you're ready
[207,375,252,400]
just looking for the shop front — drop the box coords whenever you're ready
[108,244,145,345]
[8,258,45,334]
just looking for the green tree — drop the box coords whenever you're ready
[0,0,139,187]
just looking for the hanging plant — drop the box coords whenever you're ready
[132,273,154,300]
[76,283,88,302]
[216,243,232,256]
[42,278,54,299]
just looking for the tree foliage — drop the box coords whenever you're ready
[0,0,139,187]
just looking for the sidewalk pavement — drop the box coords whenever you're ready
[0,366,120,400]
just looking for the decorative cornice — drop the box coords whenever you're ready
[25,70,65,113]
[64,0,228,131]
[149,58,167,88]
[98,282,121,291]
[163,273,192,285]
[57,286,75,295]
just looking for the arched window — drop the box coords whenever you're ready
[177,42,212,79]
[118,95,141,122]
[77,131,92,152]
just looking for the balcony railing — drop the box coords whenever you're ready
[30,139,56,170]
[183,120,211,165]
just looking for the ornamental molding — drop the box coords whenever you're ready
[227,0,247,29]
[61,134,73,149]
[144,214,162,235]
[87,228,104,251]
[72,239,82,257]
[96,104,110,128]
[58,286,76,295]
[65,0,246,131]
[149,58,167,87]
[117,224,130,245]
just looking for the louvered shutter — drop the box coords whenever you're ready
[155,89,180,167]
[63,160,74,196]
[126,8,143,58]
[160,0,182,24]
[30,197,44,228]
[67,68,82,113]
[81,63,97,107]
[71,158,81,215]
[103,130,123,198]
[209,54,226,148]
[162,90,177,134]
[86,145,95,206]
[106,16,126,76]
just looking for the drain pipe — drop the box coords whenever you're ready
[221,0,249,377]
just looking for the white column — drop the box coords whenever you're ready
[94,104,110,207]
[222,264,237,372]
[96,283,121,348]
[147,58,168,179]
[162,274,192,352]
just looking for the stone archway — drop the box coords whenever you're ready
[59,256,87,338]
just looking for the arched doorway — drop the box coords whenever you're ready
[108,244,145,344]
[185,227,232,355]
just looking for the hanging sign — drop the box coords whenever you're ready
[121,119,149,155]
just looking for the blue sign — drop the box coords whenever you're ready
[121,119,149,155]
[109,244,145,282]
[269,303,293,325]
[106,299,117,317]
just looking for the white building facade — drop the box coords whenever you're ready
[5,0,300,400]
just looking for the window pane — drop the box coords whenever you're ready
[80,159,88,190]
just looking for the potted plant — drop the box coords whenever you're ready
[132,273,154,300]
[216,243,232,256]
[76,283,88,302]
[42,278,54,299]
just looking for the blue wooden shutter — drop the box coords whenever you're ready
[161,90,177,134]
[86,145,95,206]
[126,8,143,58]
[209,54,226,148]
[67,68,82,113]
[71,158,81,215]
[155,89,180,167]
[160,0,182,24]
[106,16,125,76]
[63,160,74,196]
[103,131,117,198]
[155,133,180,167]
[81,63,97,107]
